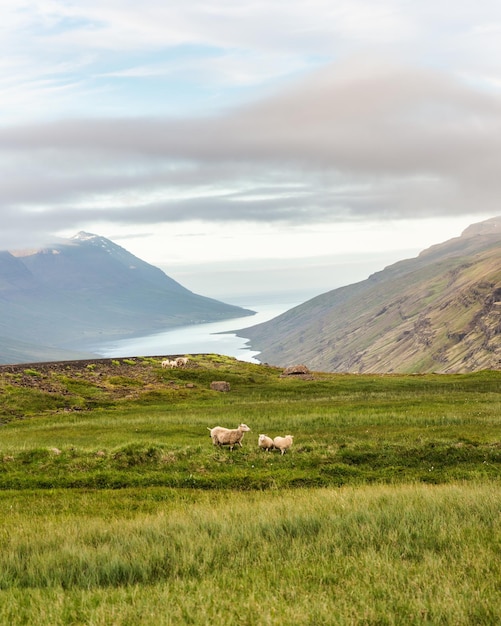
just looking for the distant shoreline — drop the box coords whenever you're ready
[90,298,303,363]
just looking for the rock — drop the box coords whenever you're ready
[210,381,231,392]
[281,364,310,376]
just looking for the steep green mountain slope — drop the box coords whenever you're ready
[0,232,254,363]
[239,216,500,373]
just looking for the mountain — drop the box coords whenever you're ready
[238,216,501,373]
[0,232,254,363]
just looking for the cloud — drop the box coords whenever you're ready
[1,56,501,249]
[4,0,501,125]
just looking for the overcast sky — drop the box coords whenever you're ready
[1,1,500,302]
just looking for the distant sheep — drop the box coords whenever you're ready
[273,435,294,455]
[176,356,189,367]
[207,424,251,450]
[161,359,178,369]
[258,434,275,451]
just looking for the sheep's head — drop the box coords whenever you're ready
[239,424,251,432]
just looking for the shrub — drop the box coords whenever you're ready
[23,369,41,377]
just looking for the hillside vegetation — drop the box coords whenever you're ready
[1,356,500,624]
[1,355,500,489]
[239,216,501,373]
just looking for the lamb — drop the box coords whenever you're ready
[176,356,189,368]
[273,435,294,455]
[258,434,275,451]
[207,423,251,450]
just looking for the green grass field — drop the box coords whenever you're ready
[0,356,500,624]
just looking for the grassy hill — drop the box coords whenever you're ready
[238,216,501,373]
[1,355,500,489]
[0,356,500,623]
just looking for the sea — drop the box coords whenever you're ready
[92,294,310,363]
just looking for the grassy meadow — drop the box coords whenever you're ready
[0,355,500,624]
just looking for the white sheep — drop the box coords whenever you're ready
[161,359,178,369]
[258,434,275,451]
[207,424,251,450]
[176,356,189,367]
[273,435,294,455]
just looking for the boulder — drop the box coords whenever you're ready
[210,381,231,392]
[281,364,311,377]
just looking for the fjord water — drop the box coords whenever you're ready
[93,297,304,363]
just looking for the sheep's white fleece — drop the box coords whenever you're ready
[207,424,251,450]
[273,435,294,455]
[258,434,274,451]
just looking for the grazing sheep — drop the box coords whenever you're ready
[207,424,251,450]
[176,356,189,367]
[273,435,294,455]
[161,359,178,369]
[258,434,275,451]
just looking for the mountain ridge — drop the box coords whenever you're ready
[238,216,500,373]
[0,232,254,364]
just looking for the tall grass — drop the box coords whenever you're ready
[0,361,500,623]
[0,484,499,624]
